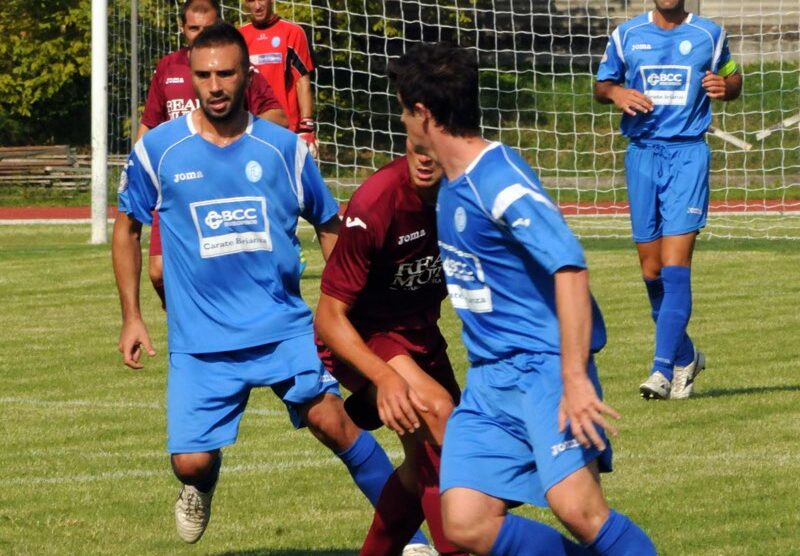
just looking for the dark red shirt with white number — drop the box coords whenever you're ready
[321,156,445,331]
[140,47,281,128]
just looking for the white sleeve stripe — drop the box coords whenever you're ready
[611,28,625,64]
[713,29,726,71]
[133,139,161,209]
[491,183,556,221]
[294,139,308,211]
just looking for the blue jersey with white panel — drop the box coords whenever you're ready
[436,142,606,364]
[596,12,734,141]
[118,113,340,354]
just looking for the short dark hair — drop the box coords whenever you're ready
[180,0,221,24]
[191,21,250,72]
[388,42,481,137]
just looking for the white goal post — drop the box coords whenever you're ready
[95,0,800,240]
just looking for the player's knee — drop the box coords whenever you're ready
[170,452,217,484]
[304,395,360,452]
[550,500,607,543]
[441,509,485,551]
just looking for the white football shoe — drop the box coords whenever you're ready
[639,371,671,400]
[175,482,216,543]
[402,544,439,556]
[670,350,706,400]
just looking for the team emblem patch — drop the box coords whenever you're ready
[245,160,262,182]
[679,40,692,55]
[454,207,467,232]
[272,36,281,48]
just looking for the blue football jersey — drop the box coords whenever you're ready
[436,142,607,363]
[118,114,340,354]
[596,11,733,140]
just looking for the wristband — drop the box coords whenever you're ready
[298,117,316,133]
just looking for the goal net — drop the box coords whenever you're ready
[108,0,800,239]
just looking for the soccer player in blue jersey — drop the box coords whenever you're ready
[112,22,408,546]
[594,0,742,400]
[390,42,657,556]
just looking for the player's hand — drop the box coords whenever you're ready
[558,375,620,452]
[702,71,727,99]
[298,117,318,158]
[610,87,654,116]
[118,317,156,370]
[375,371,429,435]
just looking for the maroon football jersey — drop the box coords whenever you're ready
[140,48,281,128]
[321,157,445,331]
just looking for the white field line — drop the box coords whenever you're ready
[0,396,283,416]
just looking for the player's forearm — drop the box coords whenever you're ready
[315,216,341,261]
[554,268,592,383]
[296,74,314,119]
[315,294,398,384]
[722,72,743,101]
[112,214,144,321]
[593,81,620,104]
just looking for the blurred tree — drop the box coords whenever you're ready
[0,0,91,145]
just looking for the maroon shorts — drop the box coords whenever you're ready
[317,327,461,403]
[149,211,162,256]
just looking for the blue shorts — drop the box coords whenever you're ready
[440,352,612,508]
[167,333,340,453]
[626,139,710,243]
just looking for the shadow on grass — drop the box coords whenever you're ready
[215,550,356,556]
[693,384,800,399]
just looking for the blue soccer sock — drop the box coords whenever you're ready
[490,513,590,556]
[651,265,693,380]
[588,510,656,555]
[645,276,695,368]
[337,431,429,547]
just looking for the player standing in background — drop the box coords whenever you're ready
[139,0,288,307]
[240,0,318,156]
[391,42,656,556]
[113,23,408,545]
[316,139,464,556]
[594,0,742,400]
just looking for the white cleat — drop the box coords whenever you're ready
[175,482,216,543]
[640,371,671,400]
[402,544,439,556]
[671,350,706,400]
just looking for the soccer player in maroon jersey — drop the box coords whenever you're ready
[138,0,288,306]
[316,139,466,556]
[240,0,318,155]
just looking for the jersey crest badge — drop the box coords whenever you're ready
[454,207,467,232]
[245,160,263,183]
[679,40,693,55]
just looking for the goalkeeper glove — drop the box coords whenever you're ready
[298,117,318,158]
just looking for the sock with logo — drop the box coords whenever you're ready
[645,276,695,368]
[490,513,590,556]
[651,265,692,380]
[359,470,426,556]
[588,510,656,555]
[337,431,430,547]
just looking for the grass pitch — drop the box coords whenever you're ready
[0,224,798,555]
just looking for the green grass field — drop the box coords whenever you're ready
[1,225,799,555]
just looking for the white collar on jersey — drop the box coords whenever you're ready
[464,141,502,175]
[185,111,254,139]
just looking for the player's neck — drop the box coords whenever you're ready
[652,8,688,30]
[192,109,249,147]
[434,134,491,181]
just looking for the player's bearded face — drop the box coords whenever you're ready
[654,0,685,12]
[191,44,248,123]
